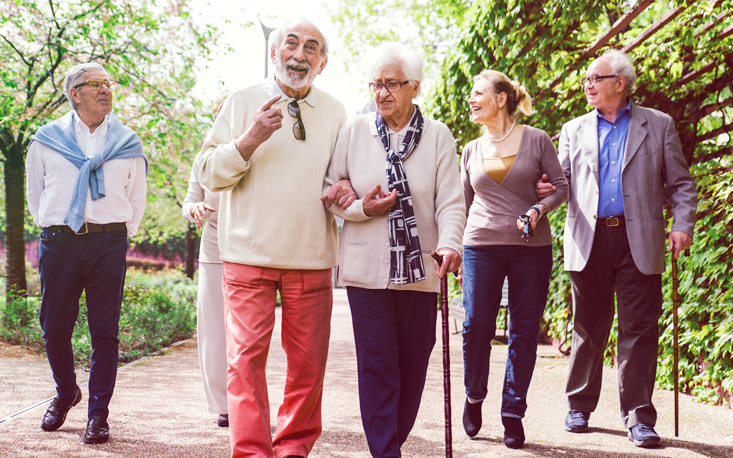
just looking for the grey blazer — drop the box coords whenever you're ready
[558,103,697,275]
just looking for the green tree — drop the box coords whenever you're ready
[0,0,218,296]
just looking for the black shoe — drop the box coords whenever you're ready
[84,416,109,444]
[462,398,482,437]
[628,423,661,448]
[502,416,525,449]
[564,410,590,433]
[41,385,82,432]
[217,414,229,427]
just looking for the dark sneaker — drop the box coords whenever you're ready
[462,398,483,437]
[564,410,590,433]
[502,415,525,449]
[217,414,229,427]
[41,386,82,432]
[628,423,661,448]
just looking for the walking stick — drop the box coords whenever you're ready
[431,252,453,458]
[671,248,689,438]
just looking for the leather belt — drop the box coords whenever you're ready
[597,216,625,227]
[47,222,127,235]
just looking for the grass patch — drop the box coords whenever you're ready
[0,267,197,368]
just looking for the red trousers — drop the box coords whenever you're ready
[222,262,333,458]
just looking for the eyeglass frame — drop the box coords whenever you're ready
[581,74,619,88]
[73,79,115,91]
[287,100,306,141]
[368,80,411,94]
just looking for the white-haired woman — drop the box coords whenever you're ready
[460,70,568,449]
[182,90,229,428]
[322,43,465,458]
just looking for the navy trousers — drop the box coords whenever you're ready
[38,227,128,419]
[346,287,438,458]
[462,244,552,418]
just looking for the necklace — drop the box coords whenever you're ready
[488,120,516,143]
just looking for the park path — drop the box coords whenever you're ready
[1,288,733,457]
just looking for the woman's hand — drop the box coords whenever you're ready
[433,247,461,279]
[363,184,398,216]
[516,208,540,232]
[190,202,216,230]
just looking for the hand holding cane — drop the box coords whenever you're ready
[431,251,453,458]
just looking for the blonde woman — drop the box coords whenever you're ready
[460,70,568,448]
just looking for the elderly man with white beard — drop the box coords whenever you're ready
[197,19,350,458]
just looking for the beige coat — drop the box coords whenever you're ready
[559,103,697,275]
[324,113,466,293]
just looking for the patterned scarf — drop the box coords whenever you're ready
[375,104,426,285]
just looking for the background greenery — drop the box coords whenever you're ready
[0,268,197,366]
[330,0,733,406]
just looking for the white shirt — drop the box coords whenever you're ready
[26,111,147,236]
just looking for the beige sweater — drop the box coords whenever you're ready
[324,113,466,293]
[198,81,348,269]
[462,125,569,247]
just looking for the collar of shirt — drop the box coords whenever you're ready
[594,98,632,125]
[72,110,110,137]
[263,75,318,107]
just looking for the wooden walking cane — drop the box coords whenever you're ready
[431,252,453,458]
[671,248,689,438]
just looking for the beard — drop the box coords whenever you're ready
[274,55,319,91]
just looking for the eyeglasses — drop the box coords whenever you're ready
[73,79,114,91]
[288,101,306,141]
[368,80,410,93]
[581,75,618,88]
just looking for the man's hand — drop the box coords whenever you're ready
[669,230,692,260]
[190,202,216,230]
[234,95,283,160]
[363,184,398,216]
[433,247,461,279]
[535,173,556,200]
[321,179,357,209]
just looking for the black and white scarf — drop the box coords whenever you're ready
[375,104,426,285]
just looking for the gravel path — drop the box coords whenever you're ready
[1,288,732,457]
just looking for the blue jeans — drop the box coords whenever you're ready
[462,244,552,418]
[346,287,437,458]
[38,227,128,419]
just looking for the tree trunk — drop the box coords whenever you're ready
[184,222,196,280]
[4,145,28,297]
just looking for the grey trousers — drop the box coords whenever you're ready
[566,224,662,428]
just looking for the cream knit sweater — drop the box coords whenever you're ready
[198,82,348,269]
[324,113,466,293]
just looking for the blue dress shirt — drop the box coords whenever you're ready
[596,100,631,218]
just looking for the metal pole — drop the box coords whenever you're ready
[259,18,275,79]
[431,252,453,458]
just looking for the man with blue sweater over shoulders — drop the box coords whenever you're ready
[26,62,147,444]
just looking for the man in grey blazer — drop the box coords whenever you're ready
[554,50,696,448]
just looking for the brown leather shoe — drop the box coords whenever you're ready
[83,416,109,444]
[41,386,82,432]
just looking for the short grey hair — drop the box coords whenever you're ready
[367,42,424,97]
[601,49,637,95]
[64,63,107,110]
[270,18,329,59]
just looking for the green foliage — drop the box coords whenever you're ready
[0,268,197,366]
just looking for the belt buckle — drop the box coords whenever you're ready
[74,222,89,235]
[606,217,619,227]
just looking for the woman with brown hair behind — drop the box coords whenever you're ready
[459,70,568,448]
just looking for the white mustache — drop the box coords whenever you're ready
[286,59,311,72]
